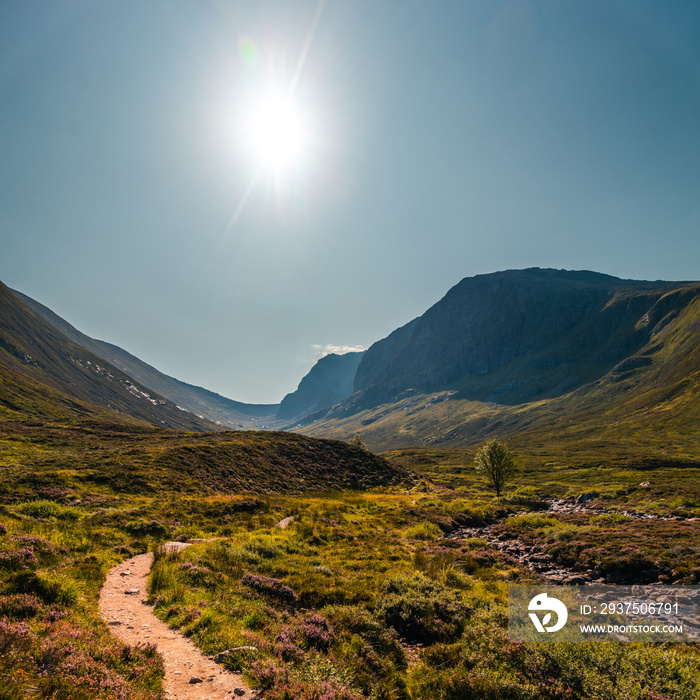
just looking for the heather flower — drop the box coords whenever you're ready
[0,593,41,619]
[0,619,33,653]
[273,627,303,662]
[241,573,298,605]
[299,613,334,651]
[178,561,214,586]
[0,547,39,570]
[12,535,58,558]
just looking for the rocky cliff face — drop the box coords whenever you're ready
[276,351,364,420]
[348,268,687,410]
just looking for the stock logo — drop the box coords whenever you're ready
[528,592,568,633]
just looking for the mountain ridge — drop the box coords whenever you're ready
[0,281,217,430]
[5,267,699,455]
[296,268,700,451]
[276,351,364,421]
[14,289,278,428]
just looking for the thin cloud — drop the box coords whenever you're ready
[312,344,365,357]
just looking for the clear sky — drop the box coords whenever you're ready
[2,1,699,404]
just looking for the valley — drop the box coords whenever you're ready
[1,268,699,699]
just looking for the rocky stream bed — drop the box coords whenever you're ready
[446,493,699,585]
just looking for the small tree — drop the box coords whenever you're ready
[348,432,368,451]
[475,440,517,497]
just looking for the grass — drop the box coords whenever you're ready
[0,417,699,698]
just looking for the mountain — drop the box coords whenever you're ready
[298,268,700,451]
[351,268,684,407]
[14,290,278,428]
[0,281,216,430]
[276,351,364,421]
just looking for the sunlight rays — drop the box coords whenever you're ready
[223,0,326,241]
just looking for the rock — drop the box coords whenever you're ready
[124,588,140,595]
[275,515,296,529]
[214,646,257,664]
[562,575,588,585]
[188,676,203,684]
[575,492,599,506]
[107,620,121,626]
[234,689,246,696]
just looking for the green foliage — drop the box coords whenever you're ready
[474,440,518,496]
[405,521,443,540]
[501,513,559,534]
[125,519,169,538]
[15,500,80,520]
[375,572,469,644]
[1,415,699,700]
[348,432,368,451]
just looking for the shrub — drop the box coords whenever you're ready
[589,513,633,525]
[125,519,169,538]
[15,500,79,520]
[299,613,334,651]
[178,561,214,587]
[0,619,33,654]
[326,605,406,669]
[5,571,77,606]
[375,573,469,644]
[406,522,443,541]
[0,547,39,571]
[242,537,279,560]
[502,514,559,534]
[0,593,41,619]
[241,573,298,606]
[113,544,134,556]
[274,626,304,662]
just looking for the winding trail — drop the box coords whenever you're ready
[99,543,253,700]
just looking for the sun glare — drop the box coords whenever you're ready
[245,92,307,172]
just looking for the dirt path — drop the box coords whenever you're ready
[99,544,253,700]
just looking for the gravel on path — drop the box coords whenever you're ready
[99,545,253,700]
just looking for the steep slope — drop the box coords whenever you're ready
[15,290,278,427]
[351,268,683,409]
[276,351,364,421]
[0,281,217,430]
[300,269,700,452]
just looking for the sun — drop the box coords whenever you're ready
[244,92,308,173]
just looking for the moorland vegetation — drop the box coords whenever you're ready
[1,417,699,699]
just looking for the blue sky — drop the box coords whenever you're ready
[2,0,699,403]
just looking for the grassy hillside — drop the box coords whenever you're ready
[0,282,217,431]
[0,421,410,503]
[15,288,279,428]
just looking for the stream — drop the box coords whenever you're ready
[446,494,694,585]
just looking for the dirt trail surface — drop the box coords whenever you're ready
[99,543,253,700]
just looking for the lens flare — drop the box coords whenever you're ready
[239,37,257,64]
